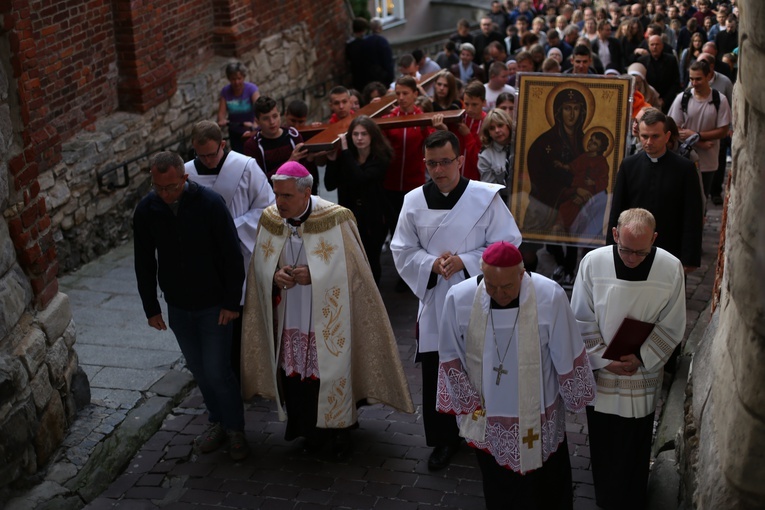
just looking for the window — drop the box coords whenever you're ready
[374,0,404,24]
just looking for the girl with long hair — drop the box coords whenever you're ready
[325,116,393,283]
[680,32,705,87]
[620,18,644,67]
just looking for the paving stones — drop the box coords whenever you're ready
[12,200,724,509]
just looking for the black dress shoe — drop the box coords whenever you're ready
[301,435,323,455]
[428,443,460,471]
[331,430,354,461]
[711,195,723,206]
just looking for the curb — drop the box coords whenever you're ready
[646,301,714,510]
[4,370,194,510]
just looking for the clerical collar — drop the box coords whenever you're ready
[476,275,520,309]
[644,149,667,163]
[423,177,469,210]
[612,244,657,281]
[195,150,229,176]
[287,199,312,227]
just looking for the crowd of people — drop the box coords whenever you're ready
[132,1,737,509]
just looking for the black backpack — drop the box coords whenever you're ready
[680,88,720,114]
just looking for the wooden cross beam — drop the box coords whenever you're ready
[298,72,463,152]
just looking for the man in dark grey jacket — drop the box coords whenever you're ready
[133,151,248,461]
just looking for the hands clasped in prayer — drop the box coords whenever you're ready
[274,264,312,289]
[432,252,464,280]
[605,353,641,376]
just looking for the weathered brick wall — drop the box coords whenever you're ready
[0,3,87,496]
[26,0,118,152]
[0,0,351,494]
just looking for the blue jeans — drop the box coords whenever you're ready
[168,305,244,431]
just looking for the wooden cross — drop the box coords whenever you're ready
[493,363,508,385]
[522,428,540,449]
[298,72,464,151]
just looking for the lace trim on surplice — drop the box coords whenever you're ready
[279,327,319,380]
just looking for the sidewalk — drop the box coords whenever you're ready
[5,203,722,510]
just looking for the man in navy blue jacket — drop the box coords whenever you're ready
[133,151,248,461]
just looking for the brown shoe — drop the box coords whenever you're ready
[228,430,250,461]
[196,423,226,453]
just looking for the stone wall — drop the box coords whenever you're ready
[50,22,335,271]
[683,1,765,507]
[0,0,351,495]
[0,27,87,496]
[0,293,89,496]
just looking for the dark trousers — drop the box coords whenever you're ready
[168,305,244,431]
[358,216,387,284]
[700,171,715,199]
[710,136,730,198]
[385,189,406,237]
[419,351,460,447]
[230,315,242,383]
[475,437,573,510]
[586,406,654,510]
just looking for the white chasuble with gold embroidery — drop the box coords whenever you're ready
[242,197,415,429]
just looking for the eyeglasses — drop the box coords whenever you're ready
[617,244,651,258]
[152,182,185,194]
[424,156,458,169]
[196,145,222,160]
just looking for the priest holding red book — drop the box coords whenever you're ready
[571,208,687,510]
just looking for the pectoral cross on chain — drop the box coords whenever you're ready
[522,428,540,449]
[493,363,508,385]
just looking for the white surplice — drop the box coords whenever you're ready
[391,180,522,353]
[570,246,686,418]
[437,273,596,473]
[185,150,275,268]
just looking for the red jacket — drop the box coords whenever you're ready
[382,106,435,192]
[452,111,485,181]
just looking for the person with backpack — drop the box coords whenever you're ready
[667,59,731,200]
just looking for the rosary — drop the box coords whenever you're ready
[489,306,519,385]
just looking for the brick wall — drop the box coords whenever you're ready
[27,0,118,150]
[1,0,351,493]
[2,0,350,305]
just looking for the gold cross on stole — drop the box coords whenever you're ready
[522,428,539,449]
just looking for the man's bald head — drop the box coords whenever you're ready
[648,35,663,58]
[697,52,716,70]
[702,42,718,57]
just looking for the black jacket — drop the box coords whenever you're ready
[133,181,244,318]
[607,150,703,267]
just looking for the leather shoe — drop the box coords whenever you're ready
[331,430,354,461]
[711,195,723,206]
[428,443,460,471]
[300,435,323,455]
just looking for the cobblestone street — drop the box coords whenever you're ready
[65,202,720,510]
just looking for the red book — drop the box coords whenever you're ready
[602,317,655,361]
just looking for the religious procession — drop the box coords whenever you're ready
[130,1,735,509]
[2,1,747,509]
